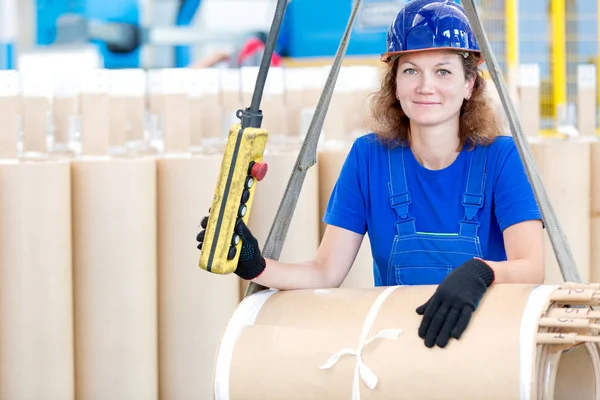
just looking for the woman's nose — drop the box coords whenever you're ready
[416,75,435,94]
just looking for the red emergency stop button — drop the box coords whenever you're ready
[249,161,268,181]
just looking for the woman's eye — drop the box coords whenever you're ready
[403,68,417,74]
[438,69,451,76]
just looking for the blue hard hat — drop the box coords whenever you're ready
[381,0,482,64]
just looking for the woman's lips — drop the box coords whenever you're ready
[413,101,440,106]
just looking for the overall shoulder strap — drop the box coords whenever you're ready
[388,145,416,235]
[459,144,489,237]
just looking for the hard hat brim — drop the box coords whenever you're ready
[380,48,484,66]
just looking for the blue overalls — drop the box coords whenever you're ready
[384,144,489,286]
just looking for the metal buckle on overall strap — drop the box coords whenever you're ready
[390,191,416,235]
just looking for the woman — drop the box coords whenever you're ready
[196,0,544,349]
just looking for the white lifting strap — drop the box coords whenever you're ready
[461,0,582,284]
[245,0,364,297]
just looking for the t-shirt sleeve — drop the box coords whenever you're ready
[493,139,542,231]
[322,140,368,235]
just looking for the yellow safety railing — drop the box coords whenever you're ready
[505,0,518,76]
[551,0,566,125]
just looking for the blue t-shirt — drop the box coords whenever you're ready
[323,133,542,282]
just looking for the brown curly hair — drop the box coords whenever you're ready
[368,52,501,150]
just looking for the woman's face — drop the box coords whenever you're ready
[395,50,475,128]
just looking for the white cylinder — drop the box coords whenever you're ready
[0,159,75,399]
[72,156,158,400]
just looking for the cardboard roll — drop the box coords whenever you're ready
[0,159,74,399]
[591,141,600,282]
[213,283,600,400]
[156,154,241,400]
[528,138,591,284]
[71,155,158,400]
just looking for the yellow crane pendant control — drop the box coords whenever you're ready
[198,122,269,275]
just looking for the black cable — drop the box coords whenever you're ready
[239,0,288,130]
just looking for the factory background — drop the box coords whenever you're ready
[1,0,599,133]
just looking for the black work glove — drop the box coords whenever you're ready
[196,216,266,280]
[415,258,495,348]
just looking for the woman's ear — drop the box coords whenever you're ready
[464,76,476,99]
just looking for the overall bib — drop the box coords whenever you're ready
[385,145,489,286]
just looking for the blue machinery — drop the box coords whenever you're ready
[28,0,404,69]
[0,0,17,69]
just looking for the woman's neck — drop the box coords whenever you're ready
[409,122,461,170]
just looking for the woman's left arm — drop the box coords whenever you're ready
[480,219,545,284]
[415,219,545,348]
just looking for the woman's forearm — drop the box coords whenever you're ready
[250,258,336,290]
[483,259,545,284]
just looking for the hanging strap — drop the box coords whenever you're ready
[245,0,364,297]
[461,0,581,283]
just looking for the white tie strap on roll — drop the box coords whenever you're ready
[319,285,403,400]
[214,289,278,400]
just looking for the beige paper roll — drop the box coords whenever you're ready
[242,149,320,295]
[317,147,374,288]
[322,93,350,142]
[350,89,376,135]
[162,93,191,153]
[529,138,591,283]
[518,64,541,137]
[21,96,51,153]
[221,92,241,112]
[215,284,599,399]
[284,88,312,137]
[189,97,204,147]
[148,93,163,121]
[519,86,540,137]
[147,70,164,121]
[53,96,78,145]
[80,93,110,155]
[0,159,74,399]
[109,96,128,148]
[261,94,289,137]
[591,141,600,281]
[577,65,596,137]
[220,69,242,134]
[283,67,323,137]
[198,94,224,140]
[156,154,241,400]
[0,96,19,158]
[577,88,596,137]
[72,156,158,400]
[123,96,146,142]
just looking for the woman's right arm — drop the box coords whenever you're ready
[252,224,365,290]
[198,139,370,290]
